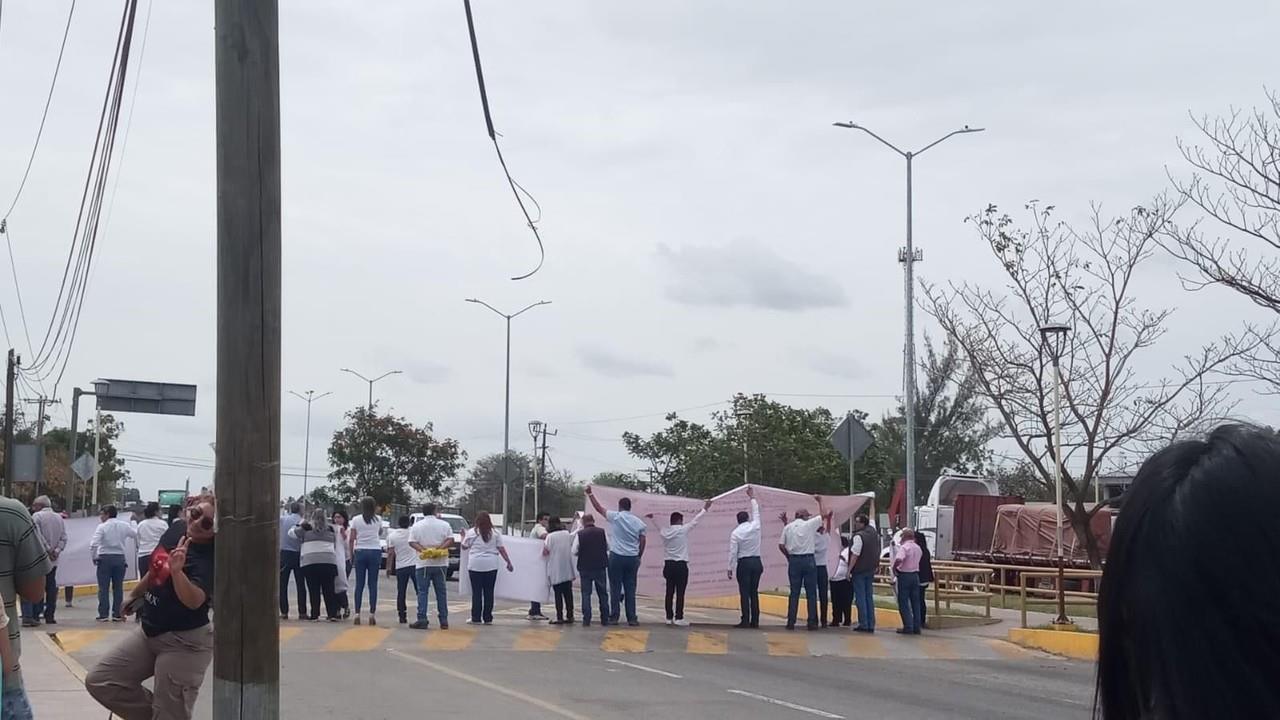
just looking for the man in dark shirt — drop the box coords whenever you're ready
[85,498,216,720]
[574,514,610,627]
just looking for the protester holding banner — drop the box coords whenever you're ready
[814,515,834,628]
[778,497,827,630]
[645,498,712,627]
[572,514,609,627]
[543,517,576,625]
[727,486,762,629]
[527,512,551,621]
[462,512,513,625]
[586,486,647,627]
[331,509,351,619]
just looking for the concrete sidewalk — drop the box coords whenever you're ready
[24,632,102,719]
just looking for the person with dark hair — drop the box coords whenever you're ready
[291,510,341,621]
[849,513,881,633]
[166,505,182,525]
[917,532,934,629]
[133,502,169,624]
[892,529,923,635]
[279,501,306,620]
[349,497,384,626]
[543,517,576,625]
[461,512,513,625]
[86,496,217,720]
[527,511,552,621]
[829,535,854,627]
[572,514,609,627]
[814,514,834,628]
[1096,424,1280,719]
[90,505,136,622]
[386,515,419,624]
[727,486,762,628]
[646,499,713,627]
[330,509,351,618]
[409,503,453,630]
[586,486,647,626]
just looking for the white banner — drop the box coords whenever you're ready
[457,535,553,603]
[54,517,141,587]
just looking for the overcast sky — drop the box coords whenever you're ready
[1,1,1276,502]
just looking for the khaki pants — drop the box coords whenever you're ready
[85,625,213,720]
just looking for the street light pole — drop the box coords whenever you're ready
[1039,322,1071,626]
[340,368,401,412]
[289,389,332,510]
[833,121,984,527]
[466,298,551,531]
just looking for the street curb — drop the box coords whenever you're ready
[1007,627,1097,661]
[38,632,89,681]
[67,580,139,599]
[688,594,903,628]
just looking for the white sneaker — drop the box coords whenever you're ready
[674,619,690,627]
[666,618,675,626]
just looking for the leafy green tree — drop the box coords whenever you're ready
[588,471,649,491]
[453,451,534,520]
[21,415,130,511]
[313,406,464,508]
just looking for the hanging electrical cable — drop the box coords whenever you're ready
[461,0,546,281]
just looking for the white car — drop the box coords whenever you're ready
[409,512,469,579]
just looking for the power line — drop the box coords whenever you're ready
[1,222,37,361]
[2,0,78,220]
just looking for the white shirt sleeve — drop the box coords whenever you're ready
[728,531,740,571]
[572,534,580,556]
[850,534,863,557]
[748,499,760,531]
[90,523,104,557]
[686,509,707,531]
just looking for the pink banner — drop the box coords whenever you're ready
[586,484,872,599]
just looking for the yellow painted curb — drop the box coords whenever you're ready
[688,594,903,628]
[69,581,140,599]
[1007,627,1097,661]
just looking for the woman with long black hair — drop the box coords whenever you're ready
[461,512,513,625]
[331,509,351,618]
[348,497,384,626]
[1096,424,1280,718]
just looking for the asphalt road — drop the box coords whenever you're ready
[51,589,1095,719]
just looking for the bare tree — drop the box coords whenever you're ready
[1162,91,1280,391]
[923,201,1255,566]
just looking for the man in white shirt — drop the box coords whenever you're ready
[408,503,454,630]
[814,514,834,628]
[89,506,137,622]
[777,496,827,631]
[645,498,712,627]
[727,486,762,629]
[527,512,550,621]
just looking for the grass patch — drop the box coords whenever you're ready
[1023,601,1097,618]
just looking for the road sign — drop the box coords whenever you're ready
[830,414,874,463]
[71,453,99,481]
[92,379,197,416]
[11,444,38,483]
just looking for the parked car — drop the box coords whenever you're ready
[410,512,469,579]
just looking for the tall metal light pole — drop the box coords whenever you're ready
[1039,321,1071,626]
[833,121,984,527]
[288,389,331,509]
[466,298,551,531]
[339,368,402,410]
[735,403,750,486]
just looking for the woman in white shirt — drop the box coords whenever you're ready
[461,512,513,625]
[135,502,170,577]
[542,518,576,625]
[829,535,855,627]
[348,497,385,626]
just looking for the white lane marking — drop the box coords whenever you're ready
[726,689,844,719]
[389,649,591,720]
[604,658,683,679]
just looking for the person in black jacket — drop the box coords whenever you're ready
[917,533,935,629]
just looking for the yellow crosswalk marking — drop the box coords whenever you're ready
[919,636,960,660]
[279,627,303,645]
[686,631,728,655]
[423,628,476,651]
[323,627,391,652]
[845,633,887,658]
[765,632,808,657]
[53,630,110,654]
[514,629,562,651]
[601,629,648,653]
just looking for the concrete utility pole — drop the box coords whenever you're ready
[527,420,555,518]
[832,121,984,527]
[3,350,16,496]
[465,298,551,531]
[288,390,331,510]
[213,1,282,717]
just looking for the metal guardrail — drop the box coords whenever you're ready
[874,561,996,619]
[1017,569,1102,628]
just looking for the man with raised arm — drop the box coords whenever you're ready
[777,495,827,631]
[585,486,646,626]
[644,498,712,627]
[727,485,762,628]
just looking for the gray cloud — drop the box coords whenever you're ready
[691,336,723,352]
[806,351,869,380]
[656,240,847,311]
[403,359,451,385]
[579,348,674,378]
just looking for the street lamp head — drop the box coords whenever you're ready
[528,420,544,437]
[957,126,987,134]
[1039,322,1072,362]
[832,121,859,129]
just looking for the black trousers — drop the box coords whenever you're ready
[830,578,854,626]
[395,566,419,620]
[279,550,306,617]
[470,569,498,623]
[663,560,689,620]
[736,557,763,625]
[920,583,930,628]
[553,580,575,621]
[302,563,339,619]
[817,565,830,626]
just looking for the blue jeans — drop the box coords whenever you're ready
[353,549,381,614]
[786,554,818,628]
[2,685,33,719]
[896,571,922,633]
[97,554,127,619]
[415,566,448,624]
[852,570,876,630]
[608,553,640,624]
[21,568,58,622]
[579,568,608,624]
